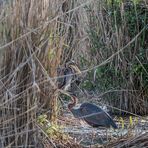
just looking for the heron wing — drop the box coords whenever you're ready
[80,103,116,128]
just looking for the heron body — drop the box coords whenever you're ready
[68,96,118,129]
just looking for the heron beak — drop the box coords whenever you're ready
[69,65,81,74]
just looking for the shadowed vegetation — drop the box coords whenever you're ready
[81,0,148,115]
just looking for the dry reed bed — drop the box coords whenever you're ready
[0,0,89,147]
[104,132,148,148]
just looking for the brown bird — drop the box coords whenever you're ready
[57,61,81,91]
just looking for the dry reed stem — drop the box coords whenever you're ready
[0,0,90,147]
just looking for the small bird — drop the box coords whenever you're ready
[68,95,118,129]
[57,61,81,91]
[58,67,73,90]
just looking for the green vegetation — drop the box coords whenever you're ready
[81,0,148,114]
[37,114,69,141]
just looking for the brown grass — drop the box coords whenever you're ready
[0,0,89,147]
[105,132,148,148]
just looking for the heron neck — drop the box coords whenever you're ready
[68,96,78,110]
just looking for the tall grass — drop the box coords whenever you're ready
[0,0,89,147]
[83,0,148,115]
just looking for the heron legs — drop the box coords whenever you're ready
[106,128,108,141]
[91,128,95,145]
